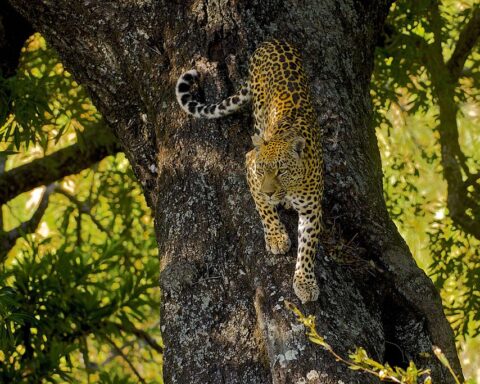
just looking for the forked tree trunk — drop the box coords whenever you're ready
[10,1,462,383]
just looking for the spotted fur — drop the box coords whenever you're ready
[176,40,323,303]
[176,69,251,118]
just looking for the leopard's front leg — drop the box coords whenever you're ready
[246,151,291,255]
[292,198,322,303]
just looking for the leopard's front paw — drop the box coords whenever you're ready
[293,274,319,303]
[265,231,291,255]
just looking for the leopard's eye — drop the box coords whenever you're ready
[278,168,288,176]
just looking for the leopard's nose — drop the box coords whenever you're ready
[264,191,274,197]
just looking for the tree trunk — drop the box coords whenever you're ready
[9,1,463,383]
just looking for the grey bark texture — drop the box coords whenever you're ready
[8,0,463,383]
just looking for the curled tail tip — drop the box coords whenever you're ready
[176,69,199,109]
[177,69,199,87]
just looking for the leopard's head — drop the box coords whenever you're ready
[252,135,306,203]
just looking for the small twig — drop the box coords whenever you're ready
[433,346,462,384]
[55,186,110,234]
[285,301,432,384]
[101,340,136,366]
[103,334,146,384]
[343,233,358,248]
[464,171,480,190]
[80,337,94,384]
[116,322,164,354]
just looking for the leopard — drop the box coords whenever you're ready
[175,40,323,303]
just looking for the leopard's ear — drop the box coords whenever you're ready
[292,136,306,158]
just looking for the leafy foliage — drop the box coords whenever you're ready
[0,237,157,383]
[0,154,161,384]
[373,0,480,349]
[428,219,480,338]
[0,33,100,150]
[0,32,161,383]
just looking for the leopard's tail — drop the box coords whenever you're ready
[176,69,251,119]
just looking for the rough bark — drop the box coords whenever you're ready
[8,1,463,383]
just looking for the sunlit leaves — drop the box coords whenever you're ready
[0,236,158,383]
[375,0,480,351]
[0,33,100,151]
[0,153,161,383]
[428,217,480,339]
[0,31,161,382]
[286,302,434,384]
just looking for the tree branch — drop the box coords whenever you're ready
[100,340,136,367]
[465,171,480,192]
[384,3,480,251]
[54,186,110,235]
[103,334,146,384]
[425,2,480,241]
[0,126,121,205]
[116,322,163,354]
[446,6,480,80]
[449,200,480,239]
[0,183,54,260]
